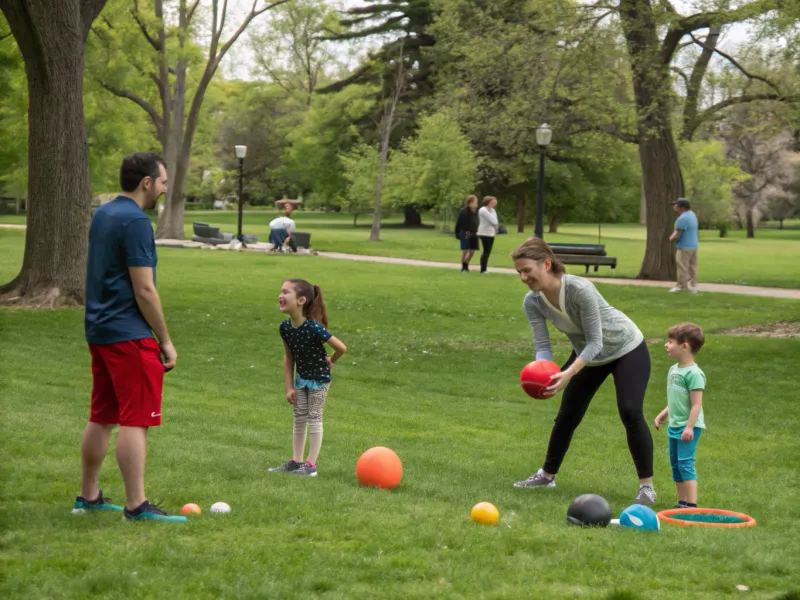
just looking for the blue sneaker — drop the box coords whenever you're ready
[72,490,123,513]
[123,501,188,523]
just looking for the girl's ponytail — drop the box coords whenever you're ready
[307,285,328,329]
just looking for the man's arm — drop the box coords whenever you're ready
[670,214,685,242]
[130,266,176,368]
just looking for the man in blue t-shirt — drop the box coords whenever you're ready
[75,152,185,523]
[668,198,699,294]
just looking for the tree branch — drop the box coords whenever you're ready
[81,0,108,41]
[187,0,200,24]
[671,66,689,89]
[660,0,779,64]
[680,27,720,141]
[684,93,800,140]
[211,0,291,74]
[132,0,161,51]
[96,79,163,137]
[569,122,639,144]
[689,32,782,95]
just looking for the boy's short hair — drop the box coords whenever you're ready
[668,322,705,354]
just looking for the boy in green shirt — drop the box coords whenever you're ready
[654,322,706,508]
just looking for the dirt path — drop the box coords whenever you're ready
[317,251,800,300]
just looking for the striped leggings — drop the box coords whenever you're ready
[293,386,329,435]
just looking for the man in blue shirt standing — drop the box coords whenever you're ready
[669,198,699,294]
[74,152,185,522]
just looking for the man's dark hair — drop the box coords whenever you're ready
[120,152,166,193]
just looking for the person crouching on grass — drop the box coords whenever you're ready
[269,279,347,477]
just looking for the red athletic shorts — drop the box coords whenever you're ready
[88,338,164,427]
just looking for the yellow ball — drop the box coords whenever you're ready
[471,502,499,525]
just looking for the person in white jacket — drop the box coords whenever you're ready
[477,196,498,273]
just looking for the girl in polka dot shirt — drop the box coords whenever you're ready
[269,278,347,477]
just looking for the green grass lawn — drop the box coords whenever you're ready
[1,229,800,599]
[3,211,800,288]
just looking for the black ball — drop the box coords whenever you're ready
[566,493,612,527]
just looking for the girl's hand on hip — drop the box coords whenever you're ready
[326,355,333,371]
[544,369,574,396]
[286,389,297,404]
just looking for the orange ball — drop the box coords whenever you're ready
[181,503,201,515]
[471,502,499,525]
[356,446,403,489]
[520,360,561,399]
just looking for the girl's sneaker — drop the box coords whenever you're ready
[72,490,123,513]
[268,459,302,473]
[292,461,317,477]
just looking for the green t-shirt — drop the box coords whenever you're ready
[667,363,706,434]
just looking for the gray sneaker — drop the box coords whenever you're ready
[268,459,302,473]
[635,485,657,505]
[513,468,555,488]
[291,462,317,477]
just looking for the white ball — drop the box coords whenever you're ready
[210,501,231,514]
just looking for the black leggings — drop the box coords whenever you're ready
[479,236,495,272]
[542,340,653,479]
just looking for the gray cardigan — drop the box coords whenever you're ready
[523,275,644,366]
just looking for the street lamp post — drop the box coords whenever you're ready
[234,145,247,246]
[534,123,552,239]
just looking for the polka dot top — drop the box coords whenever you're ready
[280,319,333,384]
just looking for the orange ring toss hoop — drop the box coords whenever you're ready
[656,507,756,528]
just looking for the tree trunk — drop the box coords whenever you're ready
[779,218,784,229]
[370,141,389,241]
[548,215,559,234]
[746,209,755,238]
[636,135,682,280]
[353,213,358,227]
[402,205,423,227]
[370,41,406,241]
[516,189,525,233]
[639,177,647,225]
[156,158,188,239]
[619,0,682,281]
[0,0,107,307]
[155,0,188,240]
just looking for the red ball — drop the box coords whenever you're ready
[520,360,561,399]
[356,446,403,489]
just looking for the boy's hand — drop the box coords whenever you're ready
[681,427,694,441]
[286,389,296,404]
[654,413,666,430]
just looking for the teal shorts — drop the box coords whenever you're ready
[668,426,702,482]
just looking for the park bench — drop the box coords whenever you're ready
[191,221,258,245]
[548,243,617,274]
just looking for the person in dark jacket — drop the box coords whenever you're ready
[454,195,480,273]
